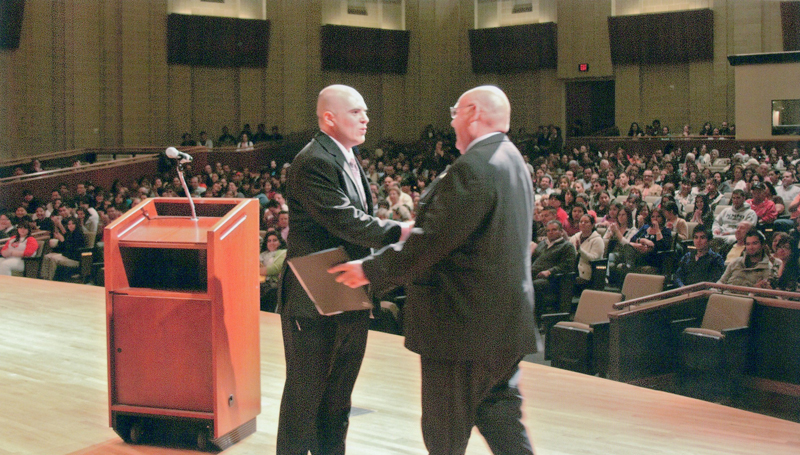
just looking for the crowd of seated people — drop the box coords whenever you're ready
[179,123,285,150]
[4,121,800,314]
[528,128,800,303]
[0,126,465,292]
[626,119,734,138]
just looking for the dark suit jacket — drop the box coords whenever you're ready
[362,133,538,360]
[278,132,402,318]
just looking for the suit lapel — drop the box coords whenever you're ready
[314,132,370,213]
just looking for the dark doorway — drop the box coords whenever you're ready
[565,80,616,137]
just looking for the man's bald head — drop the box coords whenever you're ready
[461,85,511,133]
[451,85,511,153]
[317,85,360,121]
[316,84,369,149]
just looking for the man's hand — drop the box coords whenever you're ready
[399,221,415,242]
[328,260,370,288]
[537,269,551,279]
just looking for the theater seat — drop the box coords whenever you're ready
[620,272,664,301]
[544,289,624,375]
[679,293,754,399]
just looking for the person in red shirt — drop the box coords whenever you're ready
[548,191,569,227]
[748,182,778,225]
[0,220,39,275]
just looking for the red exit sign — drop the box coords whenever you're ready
[578,63,589,72]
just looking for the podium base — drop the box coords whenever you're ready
[112,412,256,452]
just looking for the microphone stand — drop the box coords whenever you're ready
[176,161,198,221]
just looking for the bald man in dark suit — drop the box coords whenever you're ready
[276,84,410,455]
[331,86,537,454]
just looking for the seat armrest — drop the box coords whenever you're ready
[589,259,608,290]
[671,317,699,334]
[721,326,749,337]
[590,321,611,376]
[540,312,571,335]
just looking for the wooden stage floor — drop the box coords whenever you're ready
[3,275,800,455]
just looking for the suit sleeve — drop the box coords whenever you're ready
[362,158,495,286]
[293,151,400,248]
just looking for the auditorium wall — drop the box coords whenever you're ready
[0,0,788,160]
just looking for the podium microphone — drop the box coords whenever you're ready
[165,147,198,221]
[165,147,193,163]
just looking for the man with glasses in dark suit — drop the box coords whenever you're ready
[331,85,537,454]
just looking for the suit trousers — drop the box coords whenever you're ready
[420,356,534,455]
[276,310,371,455]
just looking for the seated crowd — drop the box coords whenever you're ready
[529,135,800,314]
[0,125,460,304]
[3,122,800,315]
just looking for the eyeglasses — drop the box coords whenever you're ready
[449,104,474,119]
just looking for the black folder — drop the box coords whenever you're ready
[287,247,373,315]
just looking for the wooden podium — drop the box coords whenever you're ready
[104,197,261,450]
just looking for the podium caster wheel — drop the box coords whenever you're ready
[197,429,210,451]
[129,421,144,444]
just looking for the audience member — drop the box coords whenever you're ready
[259,231,286,312]
[217,126,236,146]
[41,216,85,281]
[636,169,662,197]
[674,226,725,287]
[747,182,778,225]
[570,213,604,292]
[564,203,586,237]
[626,208,672,274]
[690,193,714,232]
[531,220,576,311]
[0,220,39,275]
[662,201,688,241]
[0,213,15,240]
[718,229,775,288]
[236,133,254,151]
[261,199,282,231]
[712,190,757,244]
[547,192,569,226]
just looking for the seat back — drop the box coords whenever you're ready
[644,196,660,208]
[701,294,754,332]
[686,221,699,237]
[573,290,624,325]
[621,273,664,300]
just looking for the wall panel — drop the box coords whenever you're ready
[639,63,689,134]
[100,0,123,148]
[614,64,642,134]
[558,0,612,79]
[194,68,239,141]
[0,0,793,160]
[71,1,103,149]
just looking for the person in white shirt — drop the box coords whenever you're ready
[776,171,800,208]
[712,190,758,245]
[198,131,213,149]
